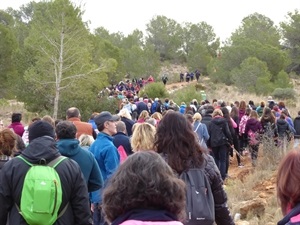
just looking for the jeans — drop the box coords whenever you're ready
[212,145,228,180]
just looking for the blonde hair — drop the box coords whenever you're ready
[138,110,149,120]
[212,109,223,117]
[192,112,202,122]
[42,115,55,128]
[118,108,132,120]
[78,134,94,147]
[131,123,156,152]
[151,112,162,120]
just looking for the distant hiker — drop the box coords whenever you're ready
[162,74,168,85]
[195,70,201,82]
[185,72,190,82]
[180,72,184,82]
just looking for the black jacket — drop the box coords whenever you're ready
[208,117,233,148]
[204,154,235,225]
[294,116,300,138]
[0,136,91,225]
[278,203,300,225]
[277,119,290,137]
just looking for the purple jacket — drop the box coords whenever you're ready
[245,118,262,135]
[8,122,24,137]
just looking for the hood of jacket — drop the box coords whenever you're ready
[57,139,81,157]
[21,136,60,164]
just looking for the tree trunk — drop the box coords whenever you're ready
[53,28,64,119]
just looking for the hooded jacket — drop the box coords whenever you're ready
[0,136,91,225]
[245,118,262,135]
[57,139,103,192]
[207,117,233,148]
[278,203,300,225]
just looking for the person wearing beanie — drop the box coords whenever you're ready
[89,111,120,225]
[0,120,92,225]
[56,121,103,192]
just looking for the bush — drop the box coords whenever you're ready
[139,82,168,99]
[272,88,296,100]
[97,98,119,115]
[170,86,202,105]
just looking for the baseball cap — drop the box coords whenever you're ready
[94,111,119,126]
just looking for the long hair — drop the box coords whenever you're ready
[155,111,204,173]
[103,151,186,222]
[131,123,156,152]
[0,128,17,156]
[261,107,276,124]
[277,149,300,215]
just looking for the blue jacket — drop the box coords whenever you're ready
[89,132,120,203]
[57,139,103,193]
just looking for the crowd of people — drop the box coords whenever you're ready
[0,93,300,224]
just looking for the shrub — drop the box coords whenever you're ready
[139,82,168,99]
[272,88,296,100]
[170,86,202,105]
[97,98,119,115]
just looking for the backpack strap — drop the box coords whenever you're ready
[47,156,67,168]
[16,155,33,167]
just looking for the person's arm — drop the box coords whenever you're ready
[69,162,92,225]
[87,155,104,192]
[103,147,120,180]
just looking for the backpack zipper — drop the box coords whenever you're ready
[52,180,58,215]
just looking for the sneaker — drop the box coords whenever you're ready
[238,163,244,168]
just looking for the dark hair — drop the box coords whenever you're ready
[155,111,204,173]
[0,129,16,156]
[102,151,186,222]
[261,107,275,124]
[221,107,233,129]
[55,121,77,139]
[229,106,239,119]
[11,113,22,123]
[66,107,80,119]
[277,149,300,215]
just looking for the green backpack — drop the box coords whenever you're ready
[17,155,67,225]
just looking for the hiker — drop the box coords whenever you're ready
[102,151,186,225]
[192,112,209,151]
[66,107,97,139]
[56,121,103,192]
[89,111,120,225]
[245,110,263,167]
[162,74,168,85]
[131,123,156,152]
[7,112,24,137]
[118,108,135,137]
[0,128,16,169]
[0,120,91,224]
[155,111,234,225]
[207,109,233,180]
[113,121,133,156]
[277,149,300,225]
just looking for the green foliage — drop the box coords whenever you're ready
[187,41,212,74]
[170,86,202,106]
[274,70,293,88]
[0,99,9,107]
[231,57,272,94]
[281,10,300,74]
[146,15,182,61]
[96,98,119,115]
[139,82,168,99]
[272,88,296,100]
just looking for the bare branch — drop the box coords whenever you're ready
[60,66,104,82]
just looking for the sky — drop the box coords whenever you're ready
[0,0,299,42]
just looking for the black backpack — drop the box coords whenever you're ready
[180,168,215,225]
